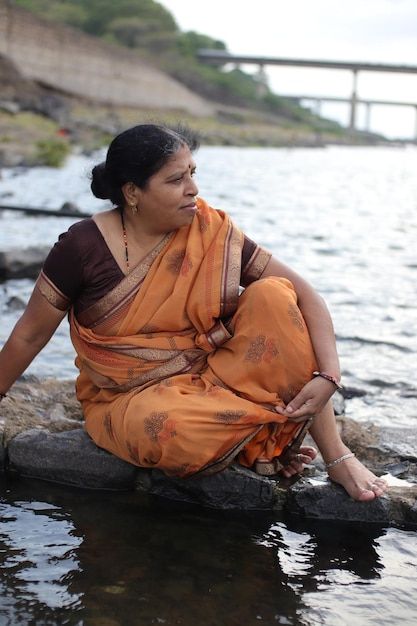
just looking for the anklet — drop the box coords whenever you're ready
[325,452,355,469]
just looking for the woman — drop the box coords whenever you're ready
[0,124,386,501]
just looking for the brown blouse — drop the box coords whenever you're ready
[41,218,270,314]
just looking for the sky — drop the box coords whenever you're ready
[158,0,417,139]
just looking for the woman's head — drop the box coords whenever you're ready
[91,124,199,207]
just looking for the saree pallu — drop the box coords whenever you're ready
[70,199,317,477]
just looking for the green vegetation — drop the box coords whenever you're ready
[33,138,71,167]
[14,0,341,132]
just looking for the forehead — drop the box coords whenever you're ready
[159,145,195,174]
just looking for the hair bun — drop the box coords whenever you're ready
[90,162,112,200]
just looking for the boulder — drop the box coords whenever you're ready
[286,477,417,525]
[0,246,49,280]
[136,463,286,511]
[8,428,137,490]
[338,417,417,481]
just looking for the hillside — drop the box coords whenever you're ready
[0,0,384,166]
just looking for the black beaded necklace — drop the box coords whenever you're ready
[120,211,130,272]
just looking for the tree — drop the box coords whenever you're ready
[106,17,176,52]
[177,31,226,57]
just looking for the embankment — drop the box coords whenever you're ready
[0,1,213,116]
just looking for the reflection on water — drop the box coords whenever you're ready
[0,507,82,611]
[1,476,416,626]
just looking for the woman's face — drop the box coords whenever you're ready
[131,144,199,235]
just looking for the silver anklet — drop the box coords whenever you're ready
[325,452,355,469]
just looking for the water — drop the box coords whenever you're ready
[1,475,417,626]
[1,145,417,624]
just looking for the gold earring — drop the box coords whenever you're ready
[130,203,138,215]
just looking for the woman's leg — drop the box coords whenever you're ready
[207,277,387,500]
[205,277,318,468]
[308,401,387,501]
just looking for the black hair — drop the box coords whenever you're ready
[90,123,200,207]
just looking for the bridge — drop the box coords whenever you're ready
[198,50,417,139]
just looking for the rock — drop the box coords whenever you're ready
[60,201,81,214]
[286,477,417,525]
[0,439,5,470]
[8,428,137,490]
[5,295,25,311]
[0,246,49,280]
[0,99,20,114]
[332,390,345,416]
[1,378,83,444]
[339,417,417,480]
[136,463,286,511]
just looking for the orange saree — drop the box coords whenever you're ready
[69,198,317,477]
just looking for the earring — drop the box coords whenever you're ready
[130,203,138,215]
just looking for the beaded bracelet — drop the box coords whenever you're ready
[312,371,343,390]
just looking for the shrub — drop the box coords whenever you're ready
[34,138,70,167]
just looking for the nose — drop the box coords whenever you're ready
[186,173,198,197]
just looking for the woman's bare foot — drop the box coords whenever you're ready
[280,445,317,478]
[327,455,388,501]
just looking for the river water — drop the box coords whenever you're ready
[0,145,417,625]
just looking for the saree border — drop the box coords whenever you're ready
[81,348,206,392]
[36,271,71,311]
[190,425,264,477]
[220,222,243,318]
[76,232,174,328]
[241,247,272,285]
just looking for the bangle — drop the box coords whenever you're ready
[312,371,343,390]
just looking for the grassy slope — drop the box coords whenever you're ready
[1,1,385,166]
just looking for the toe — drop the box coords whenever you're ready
[357,489,377,502]
[300,446,317,461]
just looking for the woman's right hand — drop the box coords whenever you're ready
[274,376,337,422]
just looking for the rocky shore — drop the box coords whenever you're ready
[1,377,416,525]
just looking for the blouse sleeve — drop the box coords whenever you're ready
[35,225,84,311]
[241,235,272,287]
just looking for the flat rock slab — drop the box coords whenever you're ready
[287,478,417,526]
[4,426,416,525]
[136,463,286,511]
[8,428,137,490]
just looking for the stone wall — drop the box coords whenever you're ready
[0,1,214,116]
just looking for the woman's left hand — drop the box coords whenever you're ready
[274,377,338,422]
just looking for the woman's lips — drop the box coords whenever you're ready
[181,203,197,212]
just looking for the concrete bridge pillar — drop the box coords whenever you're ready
[254,63,269,98]
[349,69,358,130]
[365,102,372,132]
[414,105,417,141]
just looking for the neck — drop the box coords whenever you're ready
[121,209,167,246]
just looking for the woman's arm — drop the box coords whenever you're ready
[0,288,67,396]
[260,256,341,420]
